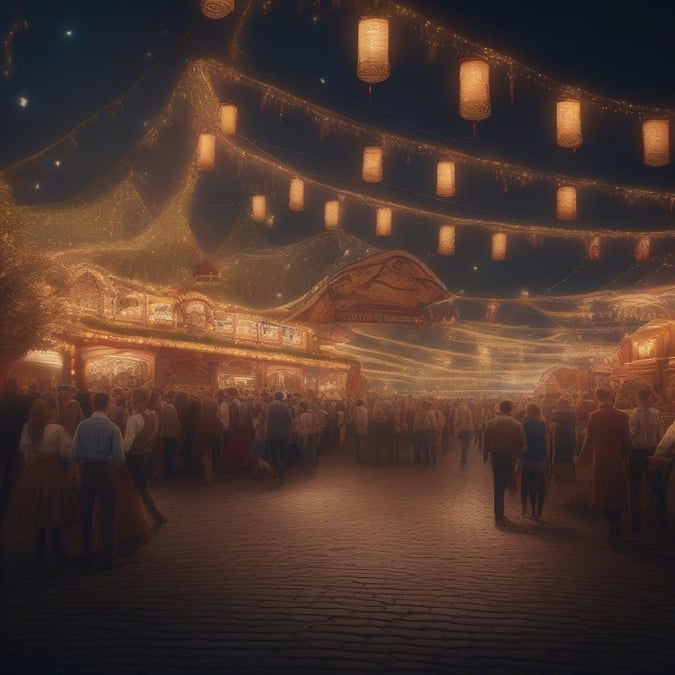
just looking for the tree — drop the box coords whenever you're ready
[0,225,69,368]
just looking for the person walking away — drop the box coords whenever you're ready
[628,389,663,532]
[266,392,293,483]
[521,402,551,519]
[353,400,369,464]
[294,402,315,467]
[647,418,675,530]
[10,398,76,560]
[454,399,475,465]
[157,391,181,480]
[483,400,527,525]
[123,388,166,529]
[577,387,632,543]
[551,398,577,500]
[70,391,126,571]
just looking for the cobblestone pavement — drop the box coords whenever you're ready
[2,442,675,675]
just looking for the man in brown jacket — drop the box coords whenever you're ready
[578,387,632,542]
[483,400,527,525]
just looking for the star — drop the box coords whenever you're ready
[18,96,28,108]
[54,159,61,167]
[34,182,40,190]
[64,29,73,37]
[473,265,479,271]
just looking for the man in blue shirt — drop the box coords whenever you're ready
[71,391,125,571]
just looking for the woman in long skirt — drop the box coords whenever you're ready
[10,398,77,559]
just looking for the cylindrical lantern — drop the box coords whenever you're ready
[556,99,582,149]
[362,146,383,183]
[357,17,390,85]
[325,200,340,229]
[485,302,498,323]
[438,225,455,255]
[288,178,304,212]
[251,195,266,222]
[220,104,238,135]
[459,59,491,122]
[635,236,651,262]
[491,232,507,261]
[436,161,456,197]
[197,133,216,171]
[201,0,234,19]
[376,208,392,236]
[588,237,601,260]
[556,186,577,221]
[642,119,670,167]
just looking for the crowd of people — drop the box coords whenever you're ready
[1,377,674,574]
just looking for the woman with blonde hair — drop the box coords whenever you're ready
[520,402,551,519]
[10,398,76,559]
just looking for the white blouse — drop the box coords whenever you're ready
[20,423,73,461]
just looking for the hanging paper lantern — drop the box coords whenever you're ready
[436,161,456,197]
[485,302,499,323]
[491,232,507,261]
[438,225,455,255]
[251,195,266,222]
[362,146,383,183]
[588,237,601,260]
[201,0,234,19]
[556,186,577,221]
[556,99,582,149]
[459,59,491,122]
[325,200,340,229]
[642,119,670,167]
[357,17,390,85]
[197,133,216,171]
[635,236,651,262]
[376,208,392,236]
[288,178,304,212]
[220,104,238,135]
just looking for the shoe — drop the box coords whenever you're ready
[151,516,168,531]
[99,559,125,572]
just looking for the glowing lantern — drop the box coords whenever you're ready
[491,232,507,261]
[556,99,582,149]
[642,119,670,167]
[362,146,383,183]
[436,161,456,197]
[288,178,304,212]
[357,17,390,85]
[376,208,392,236]
[251,195,266,222]
[588,237,601,260]
[220,104,238,134]
[635,236,651,262]
[197,133,216,171]
[438,225,455,255]
[459,59,491,122]
[556,186,577,221]
[486,302,498,323]
[325,200,340,229]
[201,0,234,19]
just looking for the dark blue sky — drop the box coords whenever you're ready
[1,1,674,298]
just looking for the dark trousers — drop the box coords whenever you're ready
[521,470,545,516]
[491,454,516,521]
[35,527,60,558]
[79,463,118,564]
[267,439,285,483]
[650,459,675,530]
[162,437,178,479]
[459,431,472,463]
[629,448,654,529]
[127,454,164,524]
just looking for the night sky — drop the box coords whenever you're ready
[2,0,674,299]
